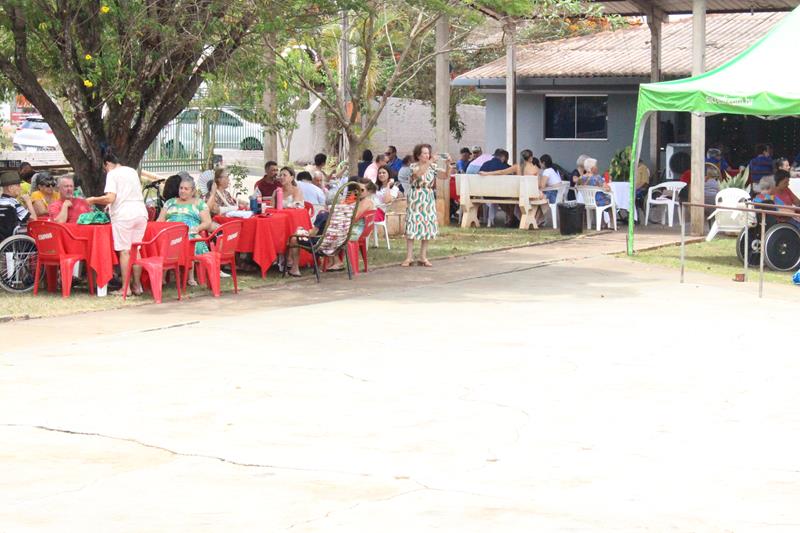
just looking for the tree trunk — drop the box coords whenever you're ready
[347,135,361,179]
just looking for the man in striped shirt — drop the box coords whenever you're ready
[0,171,36,232]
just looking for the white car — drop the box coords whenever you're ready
[158,107,264,158]
[12,117,59,151]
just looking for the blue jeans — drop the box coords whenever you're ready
[544,190,558,203]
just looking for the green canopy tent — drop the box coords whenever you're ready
[626,6,800,254]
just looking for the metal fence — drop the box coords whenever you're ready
[141,108,264,173]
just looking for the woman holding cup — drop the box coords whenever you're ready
[402,143,450,267]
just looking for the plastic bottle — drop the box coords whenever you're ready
[249,193,258,213]
[275,187,284,211]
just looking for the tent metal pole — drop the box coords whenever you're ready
[680,203,686,283]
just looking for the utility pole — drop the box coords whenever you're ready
[504,20,517,164]
[262,38,279,165]
[435,14,450,224]
[338,11,350,166]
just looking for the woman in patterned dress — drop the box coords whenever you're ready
[157,175,212,285]
[402,143,450,267]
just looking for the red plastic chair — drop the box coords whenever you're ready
[303,201,315,219]
[29,220,95,297]
[187,220,243,296]
[124,224,188,304]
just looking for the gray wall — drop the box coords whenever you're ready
[484,91,652,173]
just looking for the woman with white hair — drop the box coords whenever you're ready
[577,157,612,211]
[157,174,212,285]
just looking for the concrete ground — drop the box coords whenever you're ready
[2,231,799,532]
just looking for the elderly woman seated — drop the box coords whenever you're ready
[286,180,375,277]
[577,157,611,206]
[157,175,212,285]
[755,172,800,229]
[206,167,247,216]
[29,172,59,217]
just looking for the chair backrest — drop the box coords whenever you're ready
[318,181,360,256]
[575,185,607,207]
[556,181,570,203]
[714,188,752,230]
[148,224,188,265]
[356,209,377,243]
[303,201,314,219]
[210,220,243,259]
[28,220,68,259]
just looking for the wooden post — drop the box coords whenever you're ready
[435,14,450,226]
[338,11,350,162]
[505,20,517,164]
[690,0,706,236]
[648,9,663,177]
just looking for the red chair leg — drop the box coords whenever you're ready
[59,259,75,298]
[359,241,368,272]
[229,260,239,293]
[141,264,163,303]
[33,261,42,295]
[174,266,182,301]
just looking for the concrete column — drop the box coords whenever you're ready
[648,10,663,176]
[435,14,450,224]
[690,0,706,236]
[505,21,517,164]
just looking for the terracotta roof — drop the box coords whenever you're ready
[592,0,799,15]
[454,12,785,83]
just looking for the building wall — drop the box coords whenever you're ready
[283,97,486,163]
[484,91,652,173]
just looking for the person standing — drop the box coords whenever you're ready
[402,144,449,267]
[85,149,148,296]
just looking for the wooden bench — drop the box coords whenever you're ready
[455,174,549,229]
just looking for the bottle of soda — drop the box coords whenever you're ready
[275,187,283,211]
[249,193,259,213]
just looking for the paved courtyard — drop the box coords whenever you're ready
[2,235,799,532]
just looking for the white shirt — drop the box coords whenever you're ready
[104,165,147,221]
[542,167,562,187]
[297,180,326,205]
[373,185,399,211]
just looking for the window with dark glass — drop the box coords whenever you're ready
[545,95,608,139]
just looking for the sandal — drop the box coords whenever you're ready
[400,260,414,267]
[287,271,302,278]
[327,266,345,272]
[419,259,433,267]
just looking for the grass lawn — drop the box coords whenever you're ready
[1,226,566,321]
[625,236,797,286]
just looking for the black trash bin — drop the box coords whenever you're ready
[557,202,584,235]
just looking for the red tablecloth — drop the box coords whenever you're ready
[215,209,313,277]
[43,223,118,292]
[45,222,189,293]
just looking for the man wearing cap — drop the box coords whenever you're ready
[48,175,91,223]
[0,170,36,228]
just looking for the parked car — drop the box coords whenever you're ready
[12,116,59,151]
[158,107,264,158]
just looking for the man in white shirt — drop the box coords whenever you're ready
[296,171,326,206]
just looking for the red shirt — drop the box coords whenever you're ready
[776,188,799,207]
[48,197,91,223]
[255,176,278,197]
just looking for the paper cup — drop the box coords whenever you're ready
[96,284,108,297]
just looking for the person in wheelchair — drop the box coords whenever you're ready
[0,170,37,235]
[753,173,800,229]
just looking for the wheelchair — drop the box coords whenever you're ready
[0,205,38,293]
[736,210,800,272]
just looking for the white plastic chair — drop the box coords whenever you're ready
[705,188,751,242]
[645,181,686,227]
[576,186,617,231]
[372,216,391,249]
[542,182,570,229]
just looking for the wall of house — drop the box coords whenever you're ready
[283,97,486,164]
[484,91,653,174]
